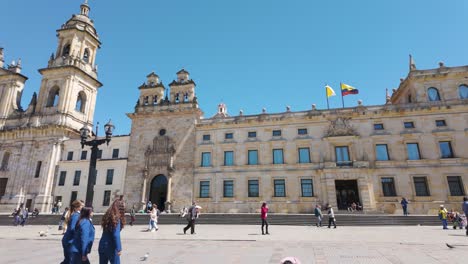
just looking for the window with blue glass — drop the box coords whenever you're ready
[58,171,66,186]
[273,149,284,164]
[375,144,389,161]
[223,180,234,197]
[404,122,415,129]
[435,120,446,127]
[274,179,286,197]
[272,130,282,137]
[427,87,441,101]
[298,128,308,135]
[459,84,468,99]
[73,170,81,186]
[374,123,384,130]
[225,133,233,139]
[298,148,310,163]
[224,151,234,166]
[248,150,258,165]
[248,131,257,138]
[335,146,351,165]
[202,134,211,141]
[406,143,421,160]
[106,169,114,185]
[439,141,454,158]
[301,179,313,197]
[248,180,259,197]
[201,152,211,167]
[199,181,210,198]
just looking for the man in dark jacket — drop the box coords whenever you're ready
[463,197,468,236]
[314,204,323,227]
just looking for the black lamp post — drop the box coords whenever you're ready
[80,120,115,208]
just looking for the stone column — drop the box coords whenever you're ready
[141,169,149,211]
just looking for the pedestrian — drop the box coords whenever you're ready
[438,205,448,230]
[462,197,468,236]
[401,197,409,216]
[129,205,136,226]
[59,207,69,233]
[20,207,28,226]
[99,199,125,264]
[183,202,199,235]
[327,206,337,228]
[146,200,152,213]
[61,200,83,264]
[148,205,160,232]
[70,207,95,264]
[314,204,323,227]
[261,202,269,235]
[13,207,20,226]
[57,200,63,214]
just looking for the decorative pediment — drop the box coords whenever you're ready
[144,135,176,168]
[325,117,358,137]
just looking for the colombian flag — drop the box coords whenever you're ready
[341,83,359,96]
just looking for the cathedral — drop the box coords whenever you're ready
[1,2,467,214]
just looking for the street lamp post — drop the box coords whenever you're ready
[80,120,115,208]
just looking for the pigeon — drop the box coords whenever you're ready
[140,252,149,261]
[39,231,47,237]
[446,243,455,249]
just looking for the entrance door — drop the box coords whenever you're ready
[25,199,33,212]
[335,180,360,210]
[149,175,168,211]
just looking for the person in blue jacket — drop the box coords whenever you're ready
[70,207,95,264]
[99,199,126,264]
[61,200,83,264]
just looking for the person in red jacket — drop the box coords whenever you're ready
[261,202,269,235]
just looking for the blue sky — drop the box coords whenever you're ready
[2,0,467,135]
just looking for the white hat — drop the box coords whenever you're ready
[440,205,444,207]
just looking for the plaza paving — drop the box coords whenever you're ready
[0,223,467,264]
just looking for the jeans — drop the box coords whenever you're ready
[316,216,322,226]
[261,218,269,234]
[402,206,408,216]
[442,219,448,229]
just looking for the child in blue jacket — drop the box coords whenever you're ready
[99,199,126,264]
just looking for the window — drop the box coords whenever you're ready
[248,150,258,165]
[80,151,87,160]
[439,141,454,158]
[223,180,234,198]
[112,149,119,159]
[404,122,414,129]
[55,196,62,204]
[413,177,430,196]
[0,178,8,197]
[70,191,78,205]
[67,151,74,161]
[62,44,71,57]
[301,179,313,197]
[224,151,234,166]
[274,179,286,197]
[298,148,310,163]
[202,134,210,141]
[201,152,211,167]
[272,130,282,137]
[298,128,308,135]
[248,180,259,197]
[199,181,210,198]
[248,131,257,138]
[447,176,465,196]
[225,133,233,139]
[427,87,441,101]
[83,48,90,63]
[106,169,114,185]
[46,87,60,107]
[381,177,397,196]
[97,149,103,159]
[103,190,111,206]
[335,146,351,166]
[375,144,390,161]
[75,92,86,113]
[58,171,66,186]
[1,152,10,171]
[73,171,81,186]
[435,120,446,127]
[374,123,384,130]
[34,161,42,178]
[459,84,468,99]
[406,143,421,160]
[273,149,284,164]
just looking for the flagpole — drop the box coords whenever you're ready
[340,82,345,108]
[325,84,330,109]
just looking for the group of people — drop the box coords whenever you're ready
[438,197,468,235]
[11,204,29,226]
[60,199,125,264]
[313,204,337,228]
[52,200,63,214]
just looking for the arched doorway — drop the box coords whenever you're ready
[149,175,168,211]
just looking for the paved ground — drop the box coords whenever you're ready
[0,223,467,264]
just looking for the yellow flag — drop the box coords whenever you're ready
[341,83,356,91]
[326,85,336,97]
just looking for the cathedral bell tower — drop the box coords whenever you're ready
[36,0,102,131]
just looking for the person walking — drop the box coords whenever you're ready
[438,205,449,230]
[59,207,69,233]
[57,200,63,214]
[148,205,160,232]
[70,207,95,264]
[99,199,125,264]
[401,197,409,216]
[146,200,152,213]
[314,204,323,227]
[327,206,337,228]
[20,207,28,226]
[61,200,83,264]
[129,205,136,226]
[13,207,21,226]
[183,202,199,235]
[261,202,269,235]
[463,197,468,236]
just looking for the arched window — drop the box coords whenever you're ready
[75,91,86,113]
[83,48,90,63]
[46,87,60,107]
[407,94,412,103]
[184,93,189,102]
[459,84,468,99]
[175,93,180,103]
[427,87,441,101]
[153,95,158,105]
[0,152,10,171]
[62,44,71,57]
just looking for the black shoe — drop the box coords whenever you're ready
[262,233,265,235]
[183,229,186,234]
[334,226,337,229]
[266,232,270,235]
